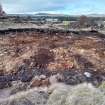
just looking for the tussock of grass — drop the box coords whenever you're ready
[1,83,105,105]
[0,87,48,105]
[47,83,105,105]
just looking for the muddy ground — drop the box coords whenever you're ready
[0,28,105,89]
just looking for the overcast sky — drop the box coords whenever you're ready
[1,0,105,15]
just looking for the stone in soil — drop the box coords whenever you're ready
[30,76,50,87]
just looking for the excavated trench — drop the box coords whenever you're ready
[0,28,105,90]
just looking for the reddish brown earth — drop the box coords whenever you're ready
[0,29,105,87]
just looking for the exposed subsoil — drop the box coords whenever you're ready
[0,28,105,89]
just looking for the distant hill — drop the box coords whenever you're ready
[35,13,69,17]
[87,14,105,17]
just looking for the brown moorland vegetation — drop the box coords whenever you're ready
[0,29,105,87]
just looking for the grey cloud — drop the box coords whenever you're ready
[0,0,74,13]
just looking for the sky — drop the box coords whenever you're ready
[0,0,105,15]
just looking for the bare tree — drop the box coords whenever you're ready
[0,3,6,17]
[79,15,89,28]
